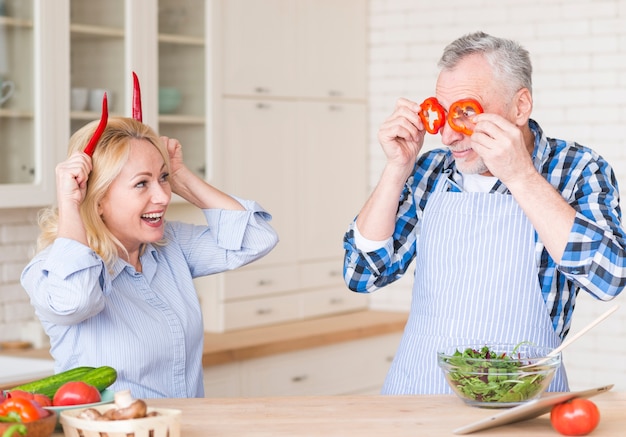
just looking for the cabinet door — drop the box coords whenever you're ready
[239,333,401,396]
[220,98,298,266]
[70,0,127,134]
[203,361,242,398]
[158,0,208,179]
[0,0,65,206]
[296,101,368,261]
[220,0,296,97]
[296,0,367,99]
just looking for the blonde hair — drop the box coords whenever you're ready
[37,117,170,267]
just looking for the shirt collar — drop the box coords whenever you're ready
[529,118,550,171]
[108,244,160,281]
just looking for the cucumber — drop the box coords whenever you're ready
[10,366,95,398]
[78,366,118,392]
[9,365,117,399]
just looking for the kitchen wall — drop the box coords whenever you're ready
[366,0,626,390]
[1,0,626,391]
[0,207,44,346]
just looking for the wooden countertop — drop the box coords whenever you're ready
[201,310,408,366]
[0,310,408,375]
[52,392,626,436]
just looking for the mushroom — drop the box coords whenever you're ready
[78,408,108,421]
[107,390,148,420]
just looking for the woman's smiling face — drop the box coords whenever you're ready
[98,138,172,256]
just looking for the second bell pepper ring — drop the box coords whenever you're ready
[447,99,484,135]
[418,97,445,134]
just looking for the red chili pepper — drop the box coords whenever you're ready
[0,398,48,423]
[418,97,445,134]
[447,99,483,135]
[132,71,142,122]
[83,92,108,157]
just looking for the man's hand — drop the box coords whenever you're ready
[470,113,536,184]
[378,98,427,177]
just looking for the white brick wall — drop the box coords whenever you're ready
[367,0,626,390]
[0,208,45,346]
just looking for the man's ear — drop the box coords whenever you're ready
[513,87,533,126]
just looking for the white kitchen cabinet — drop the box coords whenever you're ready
[221,0,297,97]
[202,333,401,397]
[157,0,208,179]
[0,0,66,206]
[199,0,369,332]
[295,0,367,100]
[296,101,367,261]
[202,361,242,398]
[69,0,210,181]
[221,0,366,100]
[0,0,211,209]
[220,98,299,266]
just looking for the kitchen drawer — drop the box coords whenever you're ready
[300,286,369,319]
[223,264,299,300]
[222,293,301,330]
[239,333,401,396]
[299,259,344,289]
[203,361,242,398]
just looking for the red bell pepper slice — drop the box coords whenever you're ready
[418,97,445,134]
[0,398,48,423]
[83,92,108,157]
[132,71,142,122]
[447,99,483,135]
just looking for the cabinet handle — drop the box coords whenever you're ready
[329,298,344,305]
[256,308,273,315]
[291,375,308,383]
[257,279,273,286]
[328,270,342,277]
[328,105,343,112]
[254,87,270,94]
[328,90,343,97]
[256,102,271,110]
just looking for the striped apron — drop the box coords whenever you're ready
[381,179,568,394]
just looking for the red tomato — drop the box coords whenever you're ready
[6,390,51,407]
[33,393,53,407]
[6,389,34,400]
[52,381,101,406]
[550,398,600,436]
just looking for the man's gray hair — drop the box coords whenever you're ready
[438,31,533,96]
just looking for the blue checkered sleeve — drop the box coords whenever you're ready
[342,150,451,293]
[550,140,626,299]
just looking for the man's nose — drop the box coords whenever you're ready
[439,119,465,144]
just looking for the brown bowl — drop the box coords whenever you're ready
[0,411,57,437]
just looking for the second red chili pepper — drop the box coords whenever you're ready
[83,92,108,157]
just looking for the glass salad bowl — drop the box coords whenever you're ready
[437,343,561,408]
